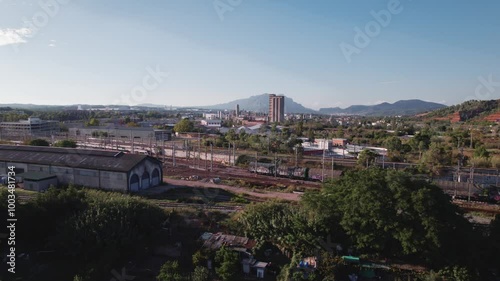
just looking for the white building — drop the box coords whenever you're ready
[0,117,59,137]
[201,119,222,128]
[203,113,219,120]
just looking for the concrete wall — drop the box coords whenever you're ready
[74,168,100,187]
[1,162,28,174]
[50,165,75,185]
[28,164,51,173]
[0,161,129,192]
[99,171,128,192]
[24,177,58,192]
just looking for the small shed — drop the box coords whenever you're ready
[241,258,268,279]
[19,172,58,192]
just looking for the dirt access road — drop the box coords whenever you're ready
[162,177,301,201]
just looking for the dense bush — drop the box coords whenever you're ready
[1,186,167,281]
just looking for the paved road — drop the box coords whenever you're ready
[161,178,301,201]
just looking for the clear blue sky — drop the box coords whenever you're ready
[1,0,499,110]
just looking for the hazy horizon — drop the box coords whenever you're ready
[0,95,453,111]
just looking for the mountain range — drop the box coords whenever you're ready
[200,94,317,114]
[204,95,446,116]
[318,99,446,116]
[1,96,448,117]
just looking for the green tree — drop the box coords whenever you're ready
[73,275,86,281]
[473,145,490,158]
[237,202,318,254]
[303,168,476,265]
[192,250,207,267]
[295,120,304,136]
[174,118,194,133]
[86,118,100,127]
[192,266,210,281]
[126,121,140,127]
[307,127,314,141]
[487,214,500,271]
[215,246,240,281]
[225,128,237,143]
[384,136,402,153]
[438,266,475,281]
[420,142,451,175]
[356,149,378,168]
[157,260,183,281]
[28,138,50,146]
[54,139,77,148]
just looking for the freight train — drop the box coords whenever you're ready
[249,162,314,181]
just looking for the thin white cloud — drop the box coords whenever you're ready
[0,28,32,47]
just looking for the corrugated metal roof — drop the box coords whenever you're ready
[202,232,256,251]
[0,145,155,172]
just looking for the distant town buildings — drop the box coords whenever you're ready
[268,94,285,123]
[0,117,59,137]
[235,104,240,117]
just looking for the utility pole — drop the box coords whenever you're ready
[331,155,334,178]
[149,135,152,155]
[162,140,165,164]
[205,144,208,170]
[232,142,236,166]
[172,144,176,168]
[255,151,258,176]
[295,146,298,167]
[468,164,474,202]
[210,143,213,171]
[267,137,270,155]
[193,146,196,167]
[470,128,473,149]
[131,133,135,154]
[198,132,201,168]
[455,144,463,198]
[274,152,278,177]
[496,169,499,187]
[322,149,325,183]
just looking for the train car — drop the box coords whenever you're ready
[308,168,323,182]
[249,162,275,176]
[250,162,312,181]
[291,167,309,180]
[277,166,292,177]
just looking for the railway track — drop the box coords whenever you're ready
[156,202,242,212]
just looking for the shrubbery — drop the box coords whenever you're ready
[0,186,168,281]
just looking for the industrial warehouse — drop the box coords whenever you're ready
[0,145,163,192]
